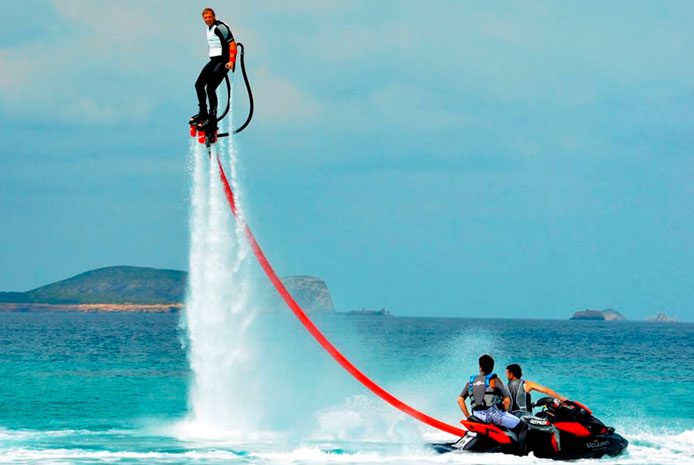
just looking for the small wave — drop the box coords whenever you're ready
[1,426,692,464]
[0,427,131,441]
[238,446,556,464]
[0,447,246,463]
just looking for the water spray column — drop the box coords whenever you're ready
[182,87,258,436]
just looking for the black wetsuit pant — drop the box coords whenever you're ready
[195,57,228,116]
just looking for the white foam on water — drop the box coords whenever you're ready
[311,395,426,444]
[0,444,588,465]
[614,427,694,465]
[2,426,694,464]
[168,416,282,445]
[0,447,245,463]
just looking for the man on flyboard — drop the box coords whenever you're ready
[190,7,237,129]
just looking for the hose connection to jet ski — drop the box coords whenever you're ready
[213,156,467,438]
[217,42,253,136]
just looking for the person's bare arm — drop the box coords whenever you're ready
[458,396,470,418]
[525,380,567,401]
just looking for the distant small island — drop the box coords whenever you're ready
[646,313,679,323]
[344,308,392,316]
[570,308,627,321]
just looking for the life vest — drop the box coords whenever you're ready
[207,20,233,58]
[468,373,502,410]
[508,378,532,413]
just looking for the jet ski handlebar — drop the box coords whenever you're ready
[532,396,559,408]
[532,397,593,414]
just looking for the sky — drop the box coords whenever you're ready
[1,1,692,321]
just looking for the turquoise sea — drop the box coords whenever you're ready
[0,312,692,464]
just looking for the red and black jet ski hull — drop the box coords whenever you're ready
[431,430,627,460]
[429,399,628,460]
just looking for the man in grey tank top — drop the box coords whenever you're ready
[506,363,567,417]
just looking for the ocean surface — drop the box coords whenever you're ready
[0,313,692,464]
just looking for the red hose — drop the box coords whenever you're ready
[216,156,466,437]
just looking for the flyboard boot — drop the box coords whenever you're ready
[200,110,218,145]
[189,108,208,138]
[189,109,207,126]
[188,110,219,149]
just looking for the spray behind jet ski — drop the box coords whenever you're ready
[190,42,254,151]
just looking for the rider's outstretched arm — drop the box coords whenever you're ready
[526,380,567,401]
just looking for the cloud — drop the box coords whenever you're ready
[0,39,155,125]
[0,1,199,125]
[0,1,325,127]
[0,50,32,91]
[249,66,322,123]
[61,96,152,125]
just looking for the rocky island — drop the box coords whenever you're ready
[0,266,334,314]
[646,313,679,323]
[570,308,627,321]
[345,308,392,316]
[255,275,334,314]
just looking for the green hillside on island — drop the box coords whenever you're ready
[0,266,334,313]
[0,267,186,305]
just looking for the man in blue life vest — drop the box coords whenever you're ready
[506,363,567,418]
[190,7,237,128]
[457,354,520,429]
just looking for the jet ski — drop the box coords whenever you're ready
[430,397,628,460]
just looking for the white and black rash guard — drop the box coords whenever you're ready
[207,20,235,62]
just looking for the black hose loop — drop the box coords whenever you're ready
[232,42,254,134]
